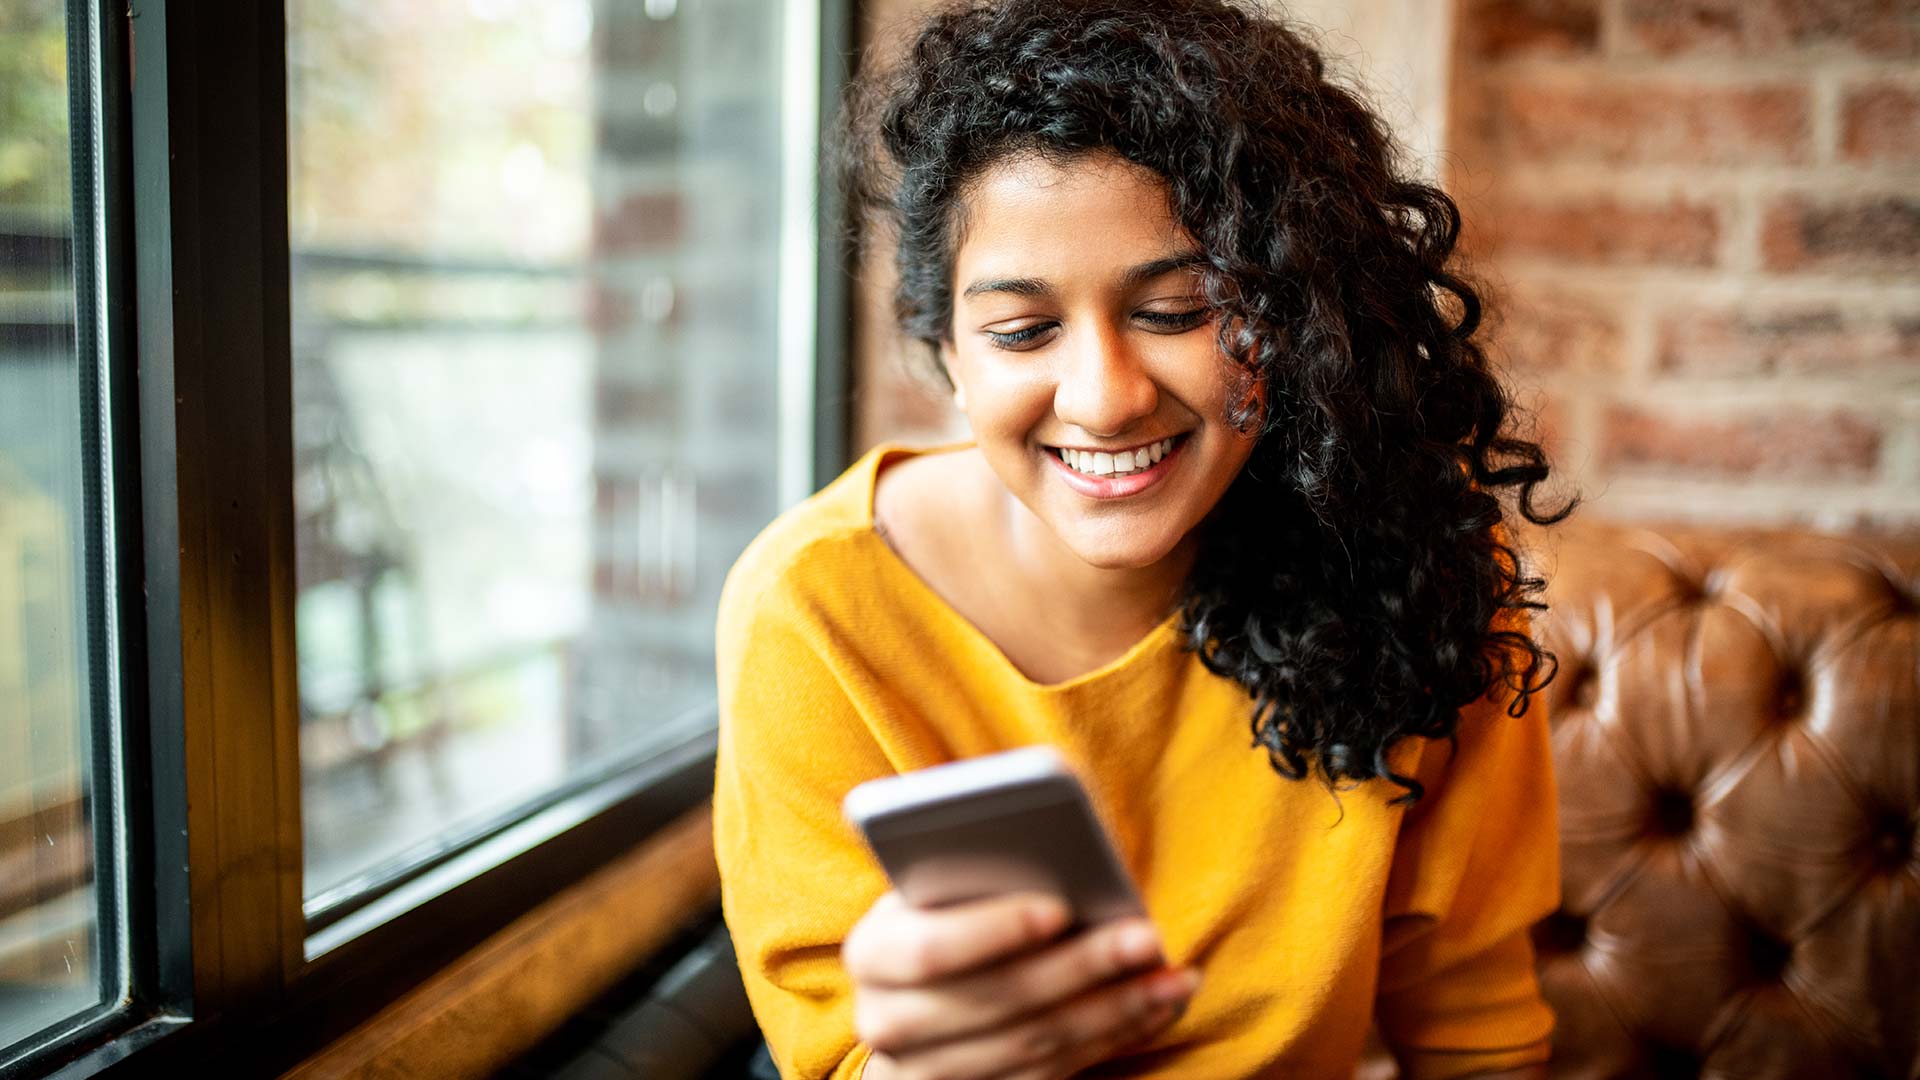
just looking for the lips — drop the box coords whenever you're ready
[1045,433,1189,499]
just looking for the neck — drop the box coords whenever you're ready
[998,486,1197,646]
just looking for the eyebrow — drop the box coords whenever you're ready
[959,250,1207,299]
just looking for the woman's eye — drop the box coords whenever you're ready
[980,309,1205,350]
[983,322,1057,350]
[1136,308,1209,332]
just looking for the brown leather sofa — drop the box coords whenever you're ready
[1521,521,1919,1079]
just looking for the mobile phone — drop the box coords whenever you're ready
[842,746,1147,926]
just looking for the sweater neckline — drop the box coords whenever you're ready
[854,441,1184,694]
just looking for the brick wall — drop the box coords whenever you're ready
[1450,0,1920,528]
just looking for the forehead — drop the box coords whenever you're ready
[952,152,1192,279]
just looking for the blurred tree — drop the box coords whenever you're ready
[0,0,69,223]
[288,0,591,261]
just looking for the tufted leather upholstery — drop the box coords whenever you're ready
[1524,521,1920,1079]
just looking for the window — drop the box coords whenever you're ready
[1,0,847,1073]
[286,0,803,919]
[0,0,127,1058]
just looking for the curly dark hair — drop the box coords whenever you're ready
[838,0,1577,800]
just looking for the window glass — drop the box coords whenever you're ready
[288,0,792,904]
[0,0,113,1054]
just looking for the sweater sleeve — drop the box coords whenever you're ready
[1373,608,1560,1080]
[712,552,892,1080]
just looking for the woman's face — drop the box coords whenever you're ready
[941,150,1260,571]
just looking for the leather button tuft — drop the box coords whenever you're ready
[1746,929,1792,983]
[1533,909,1589,955]
[1566,664,1599,710]
[1885,579,1917,615]
[1774,671,1805,721]
[1671,575,1707,605]
[1871,812,1915,871]
[1642,1042,1701,1076]
[1649,787,1695,837]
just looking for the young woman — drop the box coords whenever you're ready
[713,1,1574,1077]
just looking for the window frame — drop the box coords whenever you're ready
[5,0,854,1074]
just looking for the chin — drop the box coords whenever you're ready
[1063,533,1181,572]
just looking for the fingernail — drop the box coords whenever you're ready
[1150,967,1200,1005]
[1030,897,1072,935]
[1115,923,1162,966]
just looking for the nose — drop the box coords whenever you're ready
[1052,320,1158,439]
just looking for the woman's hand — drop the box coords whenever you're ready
[844,890,1199,1080]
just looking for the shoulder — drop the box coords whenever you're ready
[871,446,992,563]
[718,462,876,643]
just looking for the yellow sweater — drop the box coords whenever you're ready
[713,442,1558,1079]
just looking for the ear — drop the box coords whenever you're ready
[1233,368,1268,429]
[940,339,966,411]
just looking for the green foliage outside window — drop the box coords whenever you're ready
[0,0,70,223]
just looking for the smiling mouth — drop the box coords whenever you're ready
[1048,433,1189,478]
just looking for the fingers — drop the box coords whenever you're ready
[844,892,1200,1079]
[882,965,1201,1080]
[844,891,1071,989]
[998,1000,1181,1080]
[855,917,1166,1052]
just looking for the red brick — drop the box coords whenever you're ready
[594,6,677,68]
[591,559,687,606]
[1602,405,1882,475]
[593,475,622,517]
[695,469,774,521]
[584,283,633,336]
[1484,197,1721,267]
[1842,82,1920,163]
[1524,393,1573,462]
[1657,306,1920,374]
[1491,286,1627,373]
[593,191,684,254]
[594,381,674,428]
[1483,81,1810,166]
[1760,195,1920,271]
[1620,0,1919,58]
[1460,0,1602,60]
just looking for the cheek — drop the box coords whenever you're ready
[959,356,1056,430]
[1157,341,1242,422]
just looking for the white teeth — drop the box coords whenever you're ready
[1056,436,1178,478]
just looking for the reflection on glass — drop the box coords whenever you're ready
[0,0,108,1054]
[289,0,789,903]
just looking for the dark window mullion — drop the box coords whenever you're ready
[117,0,191,1018]
[130,0,305,1018]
